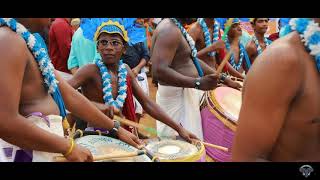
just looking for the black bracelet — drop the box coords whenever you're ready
[220,73,227,82]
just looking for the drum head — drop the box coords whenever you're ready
[145,139,198,160]
[212,86,242,123]
[75,135,151,162]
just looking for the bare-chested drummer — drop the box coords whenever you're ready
[188,18,245,80]
[0,18,142,162]
[67,19,198,142]
[220,18,252,74]
[232,18,320,161]
[246,18,272,64]
[150,18,224,140]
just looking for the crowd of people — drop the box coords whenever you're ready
[0,17,319,162]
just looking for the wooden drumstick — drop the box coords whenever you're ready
[53,150,146,162]
[216,51,233,74]
[192,139,228,152]
[202,142,229,152]
[113,115,157,136]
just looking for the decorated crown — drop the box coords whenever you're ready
[81,18,129,42]
[94,20,129,42]
[224,18,240,29]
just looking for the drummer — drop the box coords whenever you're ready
[67,19,198,143]
[150,18,224,140]
[220,18,251,74]
[245,18,271,64]
[232,18,320,161]
[0,18,142,162]
[188,18,243,87]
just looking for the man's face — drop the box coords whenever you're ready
[253,18,269,34]
[228,23,242,38]
[97,33,126,65]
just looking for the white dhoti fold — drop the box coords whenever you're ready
[134,67,150,115]
[156,84,204,140]
[0,114,65,162]
[0,143,7,162]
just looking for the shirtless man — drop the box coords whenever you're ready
[246,18,271,64]
[221,18,251,74]
[68,19,198,142]
[150,18,221,140]
[232,18,320,161]
[188,18,245,80]
[0,18,141,162]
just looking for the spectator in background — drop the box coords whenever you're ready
[68,18,96,74]
[123,18,151,124]
[49,18,73,73]
[71,18,80,33]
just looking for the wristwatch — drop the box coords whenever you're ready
[194,78,201,89]
[109,120,121,138]
[219,73,227,83]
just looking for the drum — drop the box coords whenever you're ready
[200,86,242,162]
[73,131,152,162]
[145,138,206,162]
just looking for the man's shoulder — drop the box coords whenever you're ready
[0,27,26,46]
[156,19,180,35]
[188,22,202,37]
[0,27,27,61]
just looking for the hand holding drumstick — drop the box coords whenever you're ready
[191,138,229,152]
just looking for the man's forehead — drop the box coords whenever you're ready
[98,33,123,40]
[256,18,269,21]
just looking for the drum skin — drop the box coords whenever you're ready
[145,139,206,162]
[75,134,152,162]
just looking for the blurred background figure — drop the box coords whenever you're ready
[71,18,80,33]
[49,18,73,73]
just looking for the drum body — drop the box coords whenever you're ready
[145,139,206,162]
[74,131,152,162]
[200,87,242,162]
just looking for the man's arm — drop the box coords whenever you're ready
[246,41,258,64]
[151,25,197,88]
[132,42,150,75]
[57,70,142,148]
[67,65,93,89]
[0,32,70,155]
[232,45,303,161]
[127,65,198,141]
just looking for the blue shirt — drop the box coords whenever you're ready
[67,28,97,70]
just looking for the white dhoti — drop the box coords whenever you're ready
[0,143,7,162]
[0,114,65,162]
[134,67,149,115]
[156,84,204,140]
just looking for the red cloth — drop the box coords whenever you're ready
[121,75,138,132]
[268,32,279,42]
[49,18,73,73]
